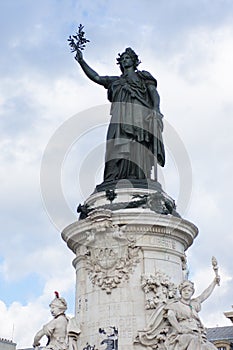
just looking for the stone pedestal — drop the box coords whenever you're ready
[62,187,198,350]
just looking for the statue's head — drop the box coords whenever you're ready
[178,280,195,296]
[117,47,141,72]
[49,291,67,316]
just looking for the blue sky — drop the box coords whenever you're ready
[1,0,233,347]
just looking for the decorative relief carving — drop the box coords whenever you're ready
[82,209,141,294]
[141,271,177,309]
[123,225,168,234]
[77,191,180,220]
[86,234,140,293]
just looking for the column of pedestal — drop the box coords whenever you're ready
[62,201,198,350]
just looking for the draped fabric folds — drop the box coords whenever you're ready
[101,70,165,181]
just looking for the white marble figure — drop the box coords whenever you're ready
[165,277,220,349]
[137,260,220,350]
[33,292,80,350]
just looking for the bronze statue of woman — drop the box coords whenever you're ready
[75,47,165,183]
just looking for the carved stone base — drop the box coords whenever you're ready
[62,189,198,350]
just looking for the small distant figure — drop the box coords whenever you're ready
[33,292,80,350]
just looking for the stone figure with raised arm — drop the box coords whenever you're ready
[33,292,80,350]
[165,276,220,350]
[74,46,165,183]
[136,258,220,349]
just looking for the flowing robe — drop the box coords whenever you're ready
[136,300,217,350]
[101,70,165,181]
[165,300,217,350]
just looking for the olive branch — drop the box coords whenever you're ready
[67,24,90,52]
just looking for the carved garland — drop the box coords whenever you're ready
[141,271,177,309]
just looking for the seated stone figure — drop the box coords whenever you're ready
[165,278,219,350]
[136,276,220,350]
[33,292,80,350]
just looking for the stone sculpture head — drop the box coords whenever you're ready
[178,280,195,300]
[49,291,67,317]
[117,47,141,72]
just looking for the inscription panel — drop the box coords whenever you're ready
[150,236,176,249]
[138,234,179,251]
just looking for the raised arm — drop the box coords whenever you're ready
[75,49,105,85]
[197,276,220,304]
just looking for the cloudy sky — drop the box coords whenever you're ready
[1,0,233,347]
